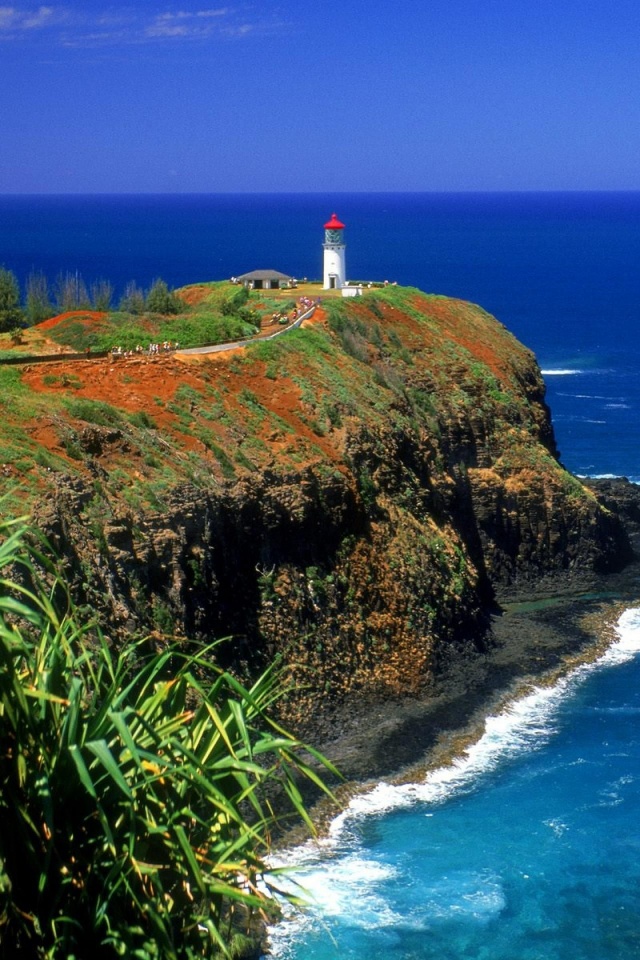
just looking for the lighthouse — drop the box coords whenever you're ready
[323,213,346,290]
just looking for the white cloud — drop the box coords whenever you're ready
[146,22,191,38]
[157,8,229,20]
[0,4,288,45]
[195,7,228,16]
[22,5,55,27]
[225,22,254,36]
[0,4,61,31]
[0,7,22,30]
[145,7,231,39]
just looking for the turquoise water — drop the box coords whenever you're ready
[3,193,640,955]
[268,611,640,959]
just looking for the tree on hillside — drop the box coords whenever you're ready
[0,266,25,332]
[119,280,146,314]
[90,278,113,311]
[146,277,182,315]
[54,271,91,313]
[25,271,53,325]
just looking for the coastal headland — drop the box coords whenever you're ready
[2,281,639,790]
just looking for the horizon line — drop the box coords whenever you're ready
[2,189,640,198]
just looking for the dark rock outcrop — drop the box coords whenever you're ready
[26,289,635,728]
[586,477,640,555]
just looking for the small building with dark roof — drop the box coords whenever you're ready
[235,269,295,290]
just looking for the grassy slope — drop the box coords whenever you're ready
[0,283,581,515]
[0,283,613,714]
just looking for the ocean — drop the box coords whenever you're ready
[2,192,639,480]
[269,611,640,960]
[1,192,640,957]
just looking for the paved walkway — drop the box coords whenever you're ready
[0,305,318,368]
[175,305,316,357]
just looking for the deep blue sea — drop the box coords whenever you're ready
[1,192,639,480]
[2,192,640,958]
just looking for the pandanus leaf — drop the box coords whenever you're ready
[0,518,340,959]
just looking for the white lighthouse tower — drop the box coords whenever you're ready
[323,213,346,290]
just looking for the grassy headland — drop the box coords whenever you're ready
[0,282,627,719]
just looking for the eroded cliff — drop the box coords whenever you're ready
[8,285,630,721]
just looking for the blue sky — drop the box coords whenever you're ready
[2,0,640,193]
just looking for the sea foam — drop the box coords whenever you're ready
[540,368,585,376]
[265,608,640,956]
[325,608,640,832]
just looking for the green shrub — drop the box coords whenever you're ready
[65,398,124,426]
[357,468,377,509]
[210,442,236,479]
[0,267,25,332]
[61,436,84,460]
[175,384,204,407]
[51,319,103,351]
[0,519,337,959]
[119,281,146,315]
[128,410,158,429]
[220,286,249,315]
[146,279,182,316]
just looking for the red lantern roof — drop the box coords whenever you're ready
[324,213,345,229]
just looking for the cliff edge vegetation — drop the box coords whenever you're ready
[0,283,630,729]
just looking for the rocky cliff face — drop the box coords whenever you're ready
[23,287,630,721]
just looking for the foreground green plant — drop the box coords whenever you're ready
[0,519,337,959]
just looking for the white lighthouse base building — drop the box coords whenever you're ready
[323,246,346,289]
[323,213,347,290]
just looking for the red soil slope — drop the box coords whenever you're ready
[36,311,108,331]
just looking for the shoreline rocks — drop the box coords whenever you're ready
[293,476,640,793]
[280,555,640,853]
[25,294,640,784]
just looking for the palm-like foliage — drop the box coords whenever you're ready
[0,519,337,959]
